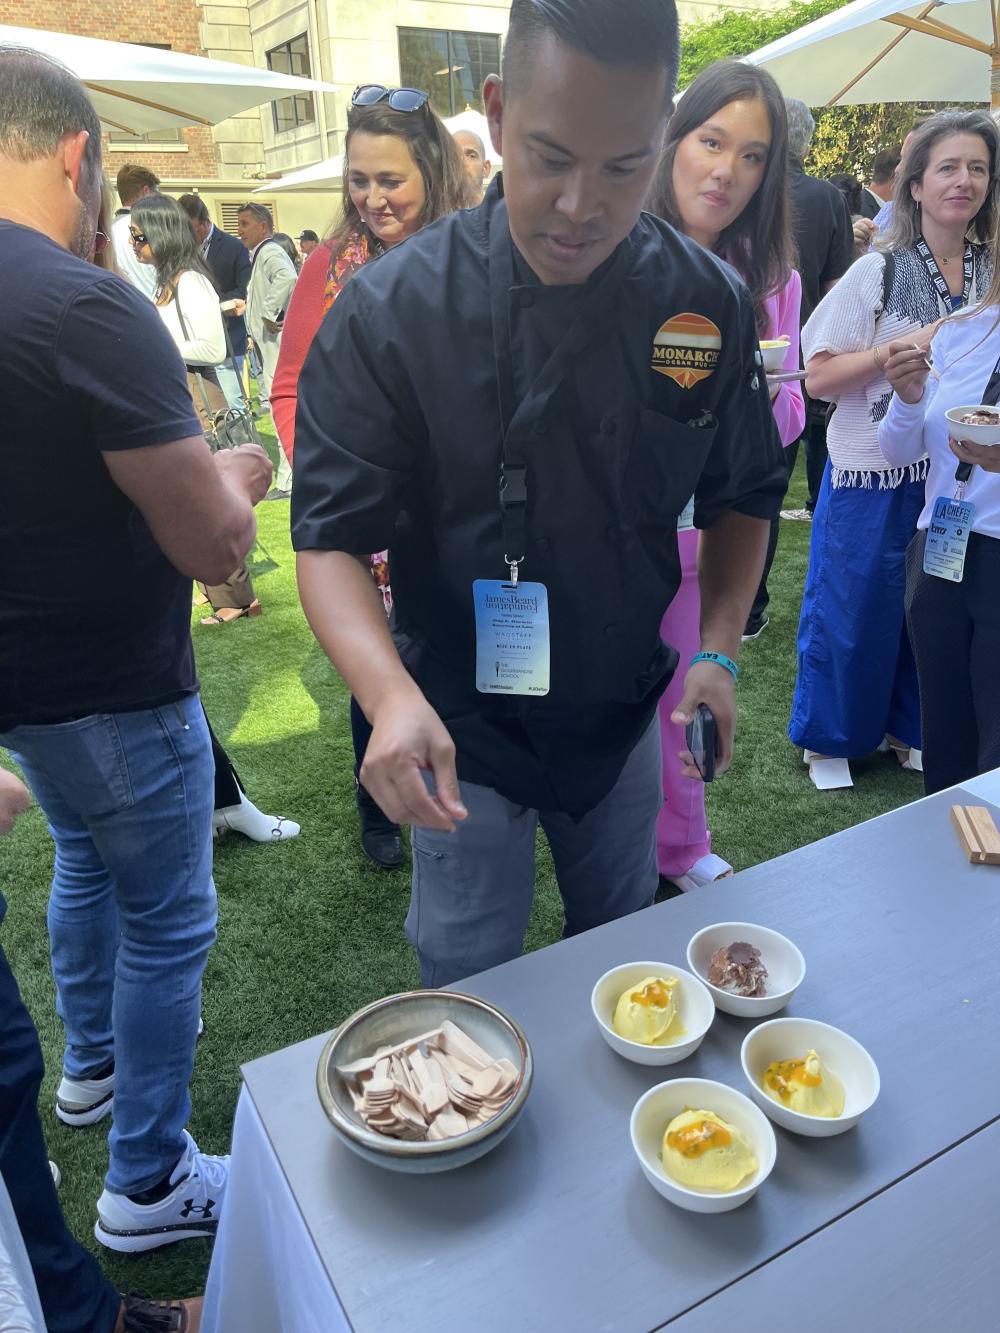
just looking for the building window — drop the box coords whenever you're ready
[108,43,182,144]
[266,35,315,133]
[398,28,500,116]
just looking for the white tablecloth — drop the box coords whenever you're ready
[0,1172,45,1332]
[201,1089,349,1333]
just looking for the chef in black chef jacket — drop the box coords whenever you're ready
[292,0,786,986]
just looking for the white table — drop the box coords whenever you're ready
[202,779,1000,1332]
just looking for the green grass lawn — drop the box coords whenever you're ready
[0,433,923,1302]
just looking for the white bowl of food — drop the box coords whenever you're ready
[630,1077,777,1213]
[686,923,805,1018]
[591,962,714,1066]
[741,1017,879,1138]
[945,405,1000,446]
[759,336,791,373]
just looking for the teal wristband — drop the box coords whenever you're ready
[690,651,739,682]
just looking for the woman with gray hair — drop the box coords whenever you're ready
[791,109,997,789]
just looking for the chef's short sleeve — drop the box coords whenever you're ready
[694,285,787,528]
[290,278,419,554]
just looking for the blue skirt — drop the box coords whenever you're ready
[789,462,923,756]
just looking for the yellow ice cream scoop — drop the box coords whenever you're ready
[761,1049,845,1118]
[661,1109,758,1191]
[612,975,683,1045]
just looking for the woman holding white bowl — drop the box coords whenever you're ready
[879,284,1000,794]
[792,109,997,789]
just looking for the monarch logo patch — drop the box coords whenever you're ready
[652,312,722,388]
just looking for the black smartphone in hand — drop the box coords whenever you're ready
[686,704,717,783]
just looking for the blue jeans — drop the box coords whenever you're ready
[0,698,216,1195]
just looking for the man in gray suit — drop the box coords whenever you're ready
[237,202,297,496]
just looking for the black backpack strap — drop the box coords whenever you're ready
[878,251,895,316]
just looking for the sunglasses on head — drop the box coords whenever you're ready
[352,84,429,113]
[129,229,148,247]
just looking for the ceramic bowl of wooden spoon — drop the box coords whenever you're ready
[316,990,533,1173]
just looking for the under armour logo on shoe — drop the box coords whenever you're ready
[180,1198,215,1219]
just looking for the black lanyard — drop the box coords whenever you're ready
[952,347,1000,488]
[487,195,629,584]
[915,235,973,313]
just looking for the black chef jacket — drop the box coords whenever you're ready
[292,179,785,818]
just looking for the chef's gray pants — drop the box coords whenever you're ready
[407,721,661,987]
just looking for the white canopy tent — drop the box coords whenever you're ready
[743,0,1000,109]
[258,108,499,194]
[0,23,337,137]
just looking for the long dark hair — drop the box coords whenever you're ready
[648,60,794,332]
[130,192,218,302]
[328,98,472,252]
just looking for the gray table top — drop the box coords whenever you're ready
[667,1118,1000,1333]
[243,784,1000,1333]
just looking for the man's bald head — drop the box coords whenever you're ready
[453,129,491,201]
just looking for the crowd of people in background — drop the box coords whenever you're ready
[3,0,1000,1324]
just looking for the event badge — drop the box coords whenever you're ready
[676,494,696,533]
[923,495,976,582]
[473,580,550,696]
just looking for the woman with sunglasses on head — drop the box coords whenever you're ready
[130,193,261,627]
[271,84,470,870]
[647,60,804,890]
[98,192,300,846]
[791,109,997,790]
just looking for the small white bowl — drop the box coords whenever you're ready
[741,1017,880,1138]
[759,337,791,373]
[591,962,714,1066]
[630,1078,777,1213]
[945,405,1000,446]
[686,922,805,1018]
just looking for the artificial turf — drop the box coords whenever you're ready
[0,431,923,1302]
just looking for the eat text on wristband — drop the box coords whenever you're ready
[690,651,739,682]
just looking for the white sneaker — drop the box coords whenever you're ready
[780,507,813,521]
[56,1068,115,1126]
[56,1020,205,1127]
[95,1129,229,1253]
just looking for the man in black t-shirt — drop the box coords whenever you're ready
[0,45,272,1305]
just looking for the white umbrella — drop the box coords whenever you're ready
[743,0,1000,109]
[0,23,337,136]
[259,106,500,194]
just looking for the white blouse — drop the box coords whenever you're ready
[877,304,1000,540]
[156,270,226,367]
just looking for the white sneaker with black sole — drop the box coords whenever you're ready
[95,1129,229,1253]
[55,1020,205,1128]
[56,1069,115,1126]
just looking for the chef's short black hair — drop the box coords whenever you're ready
[502,0,679,103]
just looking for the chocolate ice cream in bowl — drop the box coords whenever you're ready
[944,405,1000,447]
[686,923,805,1018]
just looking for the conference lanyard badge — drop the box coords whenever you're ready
[923,494,976,582]
[473,577,550,697]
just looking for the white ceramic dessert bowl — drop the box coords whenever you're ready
[741,1017,879,1138]
[945,405,1000,446]
[686,922,805,1017]
[630,1077,777,1213]
[316,989,532,1172]
[759,338,791,373]
[591,962,715,1066]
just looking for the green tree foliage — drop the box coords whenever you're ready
[679,0,952,179]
